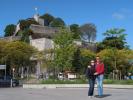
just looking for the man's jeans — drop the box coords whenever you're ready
[88,79,95,96]
[96,74,104,96]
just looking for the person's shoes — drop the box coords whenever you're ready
[88,96,93,98]
[91,96,94,98]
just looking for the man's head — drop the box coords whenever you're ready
[96,56,100,62]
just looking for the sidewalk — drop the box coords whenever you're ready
[1,87,133,100]
[23,84,133,89]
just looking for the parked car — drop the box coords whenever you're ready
[0,75,19,87]
[58,72,64,80]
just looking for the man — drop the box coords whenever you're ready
[94,56,104,97]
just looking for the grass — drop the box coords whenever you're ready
[40,79,87,84]
[40,79,133,85]
[103,79,133,85]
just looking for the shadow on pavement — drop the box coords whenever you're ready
[95,94,112,98]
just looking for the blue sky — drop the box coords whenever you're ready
[0,0,133,49]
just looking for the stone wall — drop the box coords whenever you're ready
[30,38,54,51]
[0,36,21,41]
[30,24,59,39]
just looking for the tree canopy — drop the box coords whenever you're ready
[70,24,81,39]
[50,18,65,27]
[40,13,55,26]
[4,24,16,37]
[0,40,35,74]
[53,29,76,71]
[80,23,97,43]
[97,49,133,76]
[97,28,128,52]
[19,19,39,30]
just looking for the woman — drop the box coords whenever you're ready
[86,60,96,98]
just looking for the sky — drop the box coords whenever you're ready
[0,0,133,49]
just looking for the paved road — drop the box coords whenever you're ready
[0,87,133,100]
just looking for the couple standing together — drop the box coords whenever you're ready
[86,56,104,98]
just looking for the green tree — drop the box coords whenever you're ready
[18,19,37,43]
[2,41,35,75]
[97,28,128,52]
[97,49,133,79]
[70,24,81,39]
[80,48,96,73]
[40,13,55,26]
[80,23,97,43]
[53,29,76,72]
[50,18,65,28]
[19,19,38,30]
[20,29,33,43]
[72,48,82,73]
[0,40,8,64]
[97,49,115,72]
[4,24,16,37]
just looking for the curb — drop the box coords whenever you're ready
[23,84,133,89]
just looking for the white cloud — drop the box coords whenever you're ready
[112,13,125,20]
[112,8,133,20]
[120,8,132,13]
